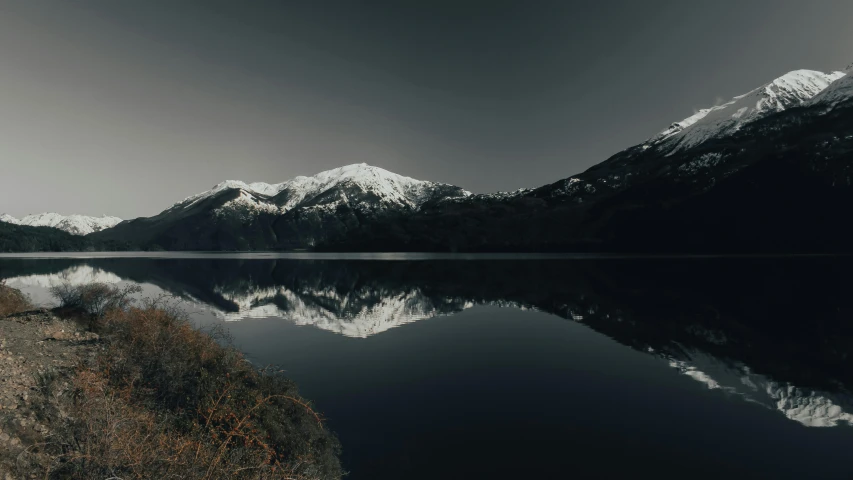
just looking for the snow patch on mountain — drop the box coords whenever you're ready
[211,190,281,221]
[170,180,284,211]
[461,188,534,203]
[807,67,853,110]
[648,69,845,153]
[170,163,470,216]
[0,213,122,235]
[274,163,471,212]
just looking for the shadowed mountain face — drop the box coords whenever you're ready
[321,73,853,253]
[2,256,853,428]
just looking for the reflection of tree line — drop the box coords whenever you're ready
[2,257,853,398]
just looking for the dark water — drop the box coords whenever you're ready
[2,254,853,479]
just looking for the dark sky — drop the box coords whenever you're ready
[1,0,852,219]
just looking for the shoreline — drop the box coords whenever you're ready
[1,251,850,260]
[0,283,342,479]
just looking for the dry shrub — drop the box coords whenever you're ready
[49,281,142,318]
[35,370,322,480]
[28,296,342,479]
[0,279,31,316]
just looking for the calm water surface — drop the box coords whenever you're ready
[1,254,852,479]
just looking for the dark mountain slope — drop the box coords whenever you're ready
[319,96,853,253]
[0,222,88,252]
[0,221,131,252]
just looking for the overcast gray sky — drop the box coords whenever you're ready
[1,0,852,219]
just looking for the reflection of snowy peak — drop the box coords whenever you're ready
[3,266,122,289]
[0,212,122,235]
[667,350,853,428]
[2,258,851,432]
[208,283,475,338]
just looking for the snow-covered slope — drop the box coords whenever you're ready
[171,163,470,216]
[169,180,287,212]
[535,64,853,207]
[273,163,470,211]
[0,212,122,235]
[94,163,470,250]
[211,190,282,222]
[647,69,845,153]
[807,63,853,110]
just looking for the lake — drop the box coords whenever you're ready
[1,253,852,479]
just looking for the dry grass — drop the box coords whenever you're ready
[0,279,31,316]
[10,286,342,479]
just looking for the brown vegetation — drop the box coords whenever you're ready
[1,283,342,479]
[0,280,30,316]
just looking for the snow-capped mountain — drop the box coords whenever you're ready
[27,63,853,253]
[327,61,853,253]
[170,179,286,212]
[0,212,122,235]
[534,65,853,204]
[806,64,853,110]
[646,69,845,153]
[92,163,470,250]
[171,163,471,216]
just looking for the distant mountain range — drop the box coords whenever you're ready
[3,62,853,252]
[0,213,121,235]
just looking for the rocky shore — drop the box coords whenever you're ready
[0,283,342,480]
[0,309,100,479]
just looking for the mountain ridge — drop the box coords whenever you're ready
[0,212,122,236]
[6,62,853,253]
[319,63,853,253]
[90,163,470,250]
[645,69,845,154]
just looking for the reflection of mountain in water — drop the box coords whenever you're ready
[1,256,852,427]
[212,283,475,337]
[666,350,853,427]
[5,264,121,288]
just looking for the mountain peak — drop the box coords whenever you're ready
[276,163,470,211]
[807,68,853,110]
[169,164,471,219]
[647,68,844,152]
